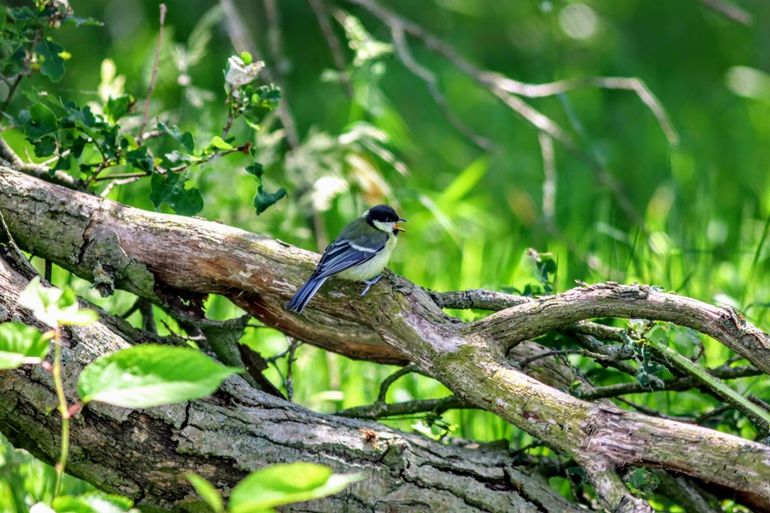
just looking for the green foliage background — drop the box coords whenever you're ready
[3,0,770,492]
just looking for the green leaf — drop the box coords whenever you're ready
[32,135,57,157]
[181,132,196,153]
[254,186,286,215]
[163,150,195,165]
[58,309,99,326]
[104,94,135,122]
[61,16,104,28]
[158,121,195,153]
[35,38,66,81]
[21,102,58,139]
[229,463,362,513]
[63,102,97,129]
[171,185,204,216]
[0,321,49,369]
[77,344,240,408]
[71,136,87,158]
[186,473,224,513]
[149,173,204,216]
[126,146,154,173]
[54,156,71,171]
[18,277,98,327]
[245,162,263,178]
[149,172,179,208]
[209,135,233,150]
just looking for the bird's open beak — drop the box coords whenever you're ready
[395,218,407,232]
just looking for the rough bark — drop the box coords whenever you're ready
[2,166,770,511]
[0,255,580,513]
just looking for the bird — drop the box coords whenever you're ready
[285,204,406,314]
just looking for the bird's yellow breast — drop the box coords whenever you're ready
[336,233,397,281]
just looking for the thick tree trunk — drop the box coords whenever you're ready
[0,256,579,513]
[2,166,770,511]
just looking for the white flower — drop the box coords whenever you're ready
[225,56,265,88]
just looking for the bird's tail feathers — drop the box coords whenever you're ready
[285,276,327,314]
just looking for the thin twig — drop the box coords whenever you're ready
[642,330,770,433]
[0,75,24,114]
[0,137,77,189]
[139,4,167,141]
[570,333,638,376]
[517,347,630,371]
[51,326,70,497]
[337,395,468,420]
[699,0,753,25]
[693,404,733,424]
[138,298,156,334]
[377,364,421,402]
[615,398,695,423]
[493,76,679,146]
[581,364,762,400]
[120,298,142,319]
[285,337,300,400]
[389,24,493,150]
[538,132,556,223]
[93,172,148,182]
[308,0,353,97]
[0,208,38,279]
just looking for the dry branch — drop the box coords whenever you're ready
[470,283,770,374]
[2,166,770,510]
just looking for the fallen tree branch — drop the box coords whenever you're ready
[469,283,770,374]
[337,395,466,420]
[0,256,576,512]
[2,166,770,510]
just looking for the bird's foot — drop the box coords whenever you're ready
[360,274,383,297]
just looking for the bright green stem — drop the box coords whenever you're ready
[644,334,770,433]
[52,326,70,497]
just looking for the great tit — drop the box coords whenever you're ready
[286,204,406,314]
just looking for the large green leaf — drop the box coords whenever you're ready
[229,463,362,513]
[34,38,66,82]
[0,321,49,369]
[77,345,240,408]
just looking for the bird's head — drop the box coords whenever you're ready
[364,204,407,234]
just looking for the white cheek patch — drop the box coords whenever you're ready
[373,220,395,232]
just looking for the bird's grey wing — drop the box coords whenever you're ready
[314,231,388,278]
